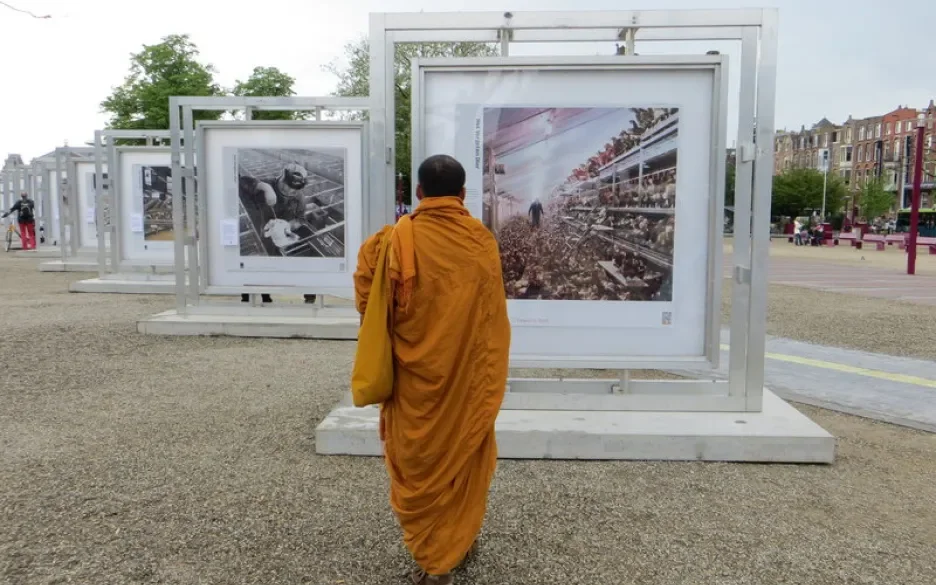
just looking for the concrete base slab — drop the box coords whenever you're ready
[41,260,177,274]
[138,306,359,339]
[117,262,175,274]
[315,389,835,463]
[38,259,98,272]
[69,276,179,294]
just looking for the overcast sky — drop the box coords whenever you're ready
[1,0,933,162]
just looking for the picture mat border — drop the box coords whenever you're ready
[197,121,366,297]
[115,147,174,264]
[411,56,727,370]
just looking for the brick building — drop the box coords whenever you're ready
[880,106,915,205]
[850,114,883,190]
[772,119,840,176]
[773,99,936,216]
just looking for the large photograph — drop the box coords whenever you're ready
[483,107,677,302]
[139,165,175,240]
[235,148,346,258]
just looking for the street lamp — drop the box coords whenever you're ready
[819,148,829,221]
[907,112,926,275]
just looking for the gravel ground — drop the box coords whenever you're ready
[721,280,936,361]
[2,255,936,585]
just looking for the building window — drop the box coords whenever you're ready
[846,128,852,142]
[886,122,892,135]
[823,133,829,147]
[875,123,881,138]
[857,144,864,162]
[895,140,901,157]
[832,131,839,143]
[859,126,866,141]
[846,146,853,162]
[907,120,914,132]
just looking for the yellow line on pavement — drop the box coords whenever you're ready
[718,344,936,388]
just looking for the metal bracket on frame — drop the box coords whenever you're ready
[734,266,752,285]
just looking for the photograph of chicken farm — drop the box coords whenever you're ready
[482,106,677,302]
[234,147,346,258]
[140,165,175,240]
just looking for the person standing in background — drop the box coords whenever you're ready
[2,192,37,250]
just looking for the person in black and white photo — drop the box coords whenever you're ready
[235,148,346,305]
[236,148,345,260]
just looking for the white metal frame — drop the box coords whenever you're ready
[47,147,95,262]
[369,9,778,412]
[92,130,174,278]
[168,96,369,313]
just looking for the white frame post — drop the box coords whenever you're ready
[167,96,369,315]
[369,9,779,413]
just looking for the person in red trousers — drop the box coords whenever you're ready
[3,192,36,250]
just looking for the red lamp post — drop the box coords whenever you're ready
[907,113,926,275]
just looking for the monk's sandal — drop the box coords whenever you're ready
[410,568,453,585]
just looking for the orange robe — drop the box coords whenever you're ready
[353,196,511,575]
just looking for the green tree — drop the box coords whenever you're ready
[856,177,894,220]
[725,162,736,207]
[324,38,498,199]
[101,34,223,130]
[232,66,302,120]
[771,167,846,219]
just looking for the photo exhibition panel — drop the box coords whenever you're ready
[117,149,175,263]
[202,124,364,293]
[417,62,724,363]
[75,162,109,250]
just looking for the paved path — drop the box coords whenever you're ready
[676,329,936,433]
[724,256,936,305]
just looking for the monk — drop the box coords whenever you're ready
[353,155,511,584]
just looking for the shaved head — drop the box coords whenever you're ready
[417,155,466,198]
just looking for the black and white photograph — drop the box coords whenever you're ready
[140,165,175,241]
[483,107,678,302]
[235,147,346,258]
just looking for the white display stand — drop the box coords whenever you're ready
[2,160,59,256]
[136,96,369,337]
[314,8,835,463]
[33,147,104,272]
[69,130,190,294]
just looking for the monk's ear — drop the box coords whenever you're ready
[415,185,424,201]
[458,187,466,201]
